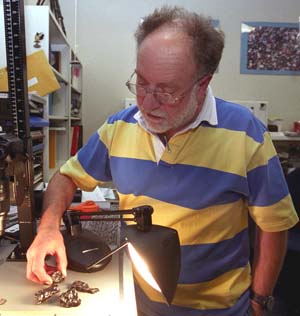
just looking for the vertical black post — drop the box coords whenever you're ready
[3,0,35,255]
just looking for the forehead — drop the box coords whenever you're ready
[136,27,197,84]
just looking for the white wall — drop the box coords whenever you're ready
[60,0,300,142]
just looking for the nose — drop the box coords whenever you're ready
[140,92,160,110]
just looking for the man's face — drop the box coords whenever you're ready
[136,28,209,137]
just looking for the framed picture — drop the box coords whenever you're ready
[212,19,220,73]
[212,19,220,28]
[240,21,300,75]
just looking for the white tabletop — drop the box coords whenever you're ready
[0,253,137,316]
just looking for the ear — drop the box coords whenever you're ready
[196,74,213,100]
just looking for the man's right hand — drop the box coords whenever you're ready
[26,227,67,285]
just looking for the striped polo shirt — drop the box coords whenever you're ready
[61,97,298,316]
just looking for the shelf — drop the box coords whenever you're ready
[34,172,43,184]
[30,130,44,139]
[51,66,69,84]
[29,93,46,104]
[71,85,81,94]
[49,9,69,45]
[12,6,84,183]
[270,132,300,141]
[34,182,45,191]
[49,127,67,131]
[48,115,68,120]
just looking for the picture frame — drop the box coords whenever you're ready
[240,21,300,75]
[212,19,220,28]
[212,19,220,73]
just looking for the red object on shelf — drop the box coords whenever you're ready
[70,125,80,156]
[294,121,300,133]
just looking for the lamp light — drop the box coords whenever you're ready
[62,205,181,305]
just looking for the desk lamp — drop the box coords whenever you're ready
[62,205,181,305]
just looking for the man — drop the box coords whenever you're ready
[26,6,298,316]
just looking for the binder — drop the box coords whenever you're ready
[30,115,49,127]
[49,130,56,168]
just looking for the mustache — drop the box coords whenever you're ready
[141,108,165,117]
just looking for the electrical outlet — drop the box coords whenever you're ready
[124,98,136,108]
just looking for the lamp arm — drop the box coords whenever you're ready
[63,205,154,232]
[70,210,138,219]
[67,205,152,218]
[86,240,129,271]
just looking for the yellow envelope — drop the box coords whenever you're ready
[0,50,60,96]
[0,68,8,91]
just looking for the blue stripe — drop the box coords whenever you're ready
[179,229,250,283]
[77,132,112,181]
[107,105,138,124]
[243,21,298,28]
[135,281,250,316]
[247,155,289,206]
[213,98,266,143]
[111,157,248,209]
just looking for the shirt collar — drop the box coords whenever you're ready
[133,85,218,135]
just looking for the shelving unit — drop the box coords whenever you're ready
[70,50,83,157]
[270,132,300,174]
[0,5,83,182]
[29,93,47,190]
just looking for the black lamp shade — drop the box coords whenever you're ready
[62,229,112,272]
[61,205,181,305]
[124,224,181,305]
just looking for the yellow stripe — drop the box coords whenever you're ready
[101,121,157,162]
[60,156,103,191]
[102,122,270,176]
[161,127,273,176]
[247,132,277,171]
[162,127,251,174]
[249,195,299,232]
[134,264,251,309]
[119,193,248,245]
[98,122,110,148]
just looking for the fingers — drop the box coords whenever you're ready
[56,245,68,277]
[26,230,68,285]
[26,247,53,285]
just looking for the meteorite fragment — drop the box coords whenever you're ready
[51,270,65,283]
[35,284,60,304]
[71,280,99,294]
[59,288,81,308]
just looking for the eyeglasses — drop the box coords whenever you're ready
[125,71,205,105]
